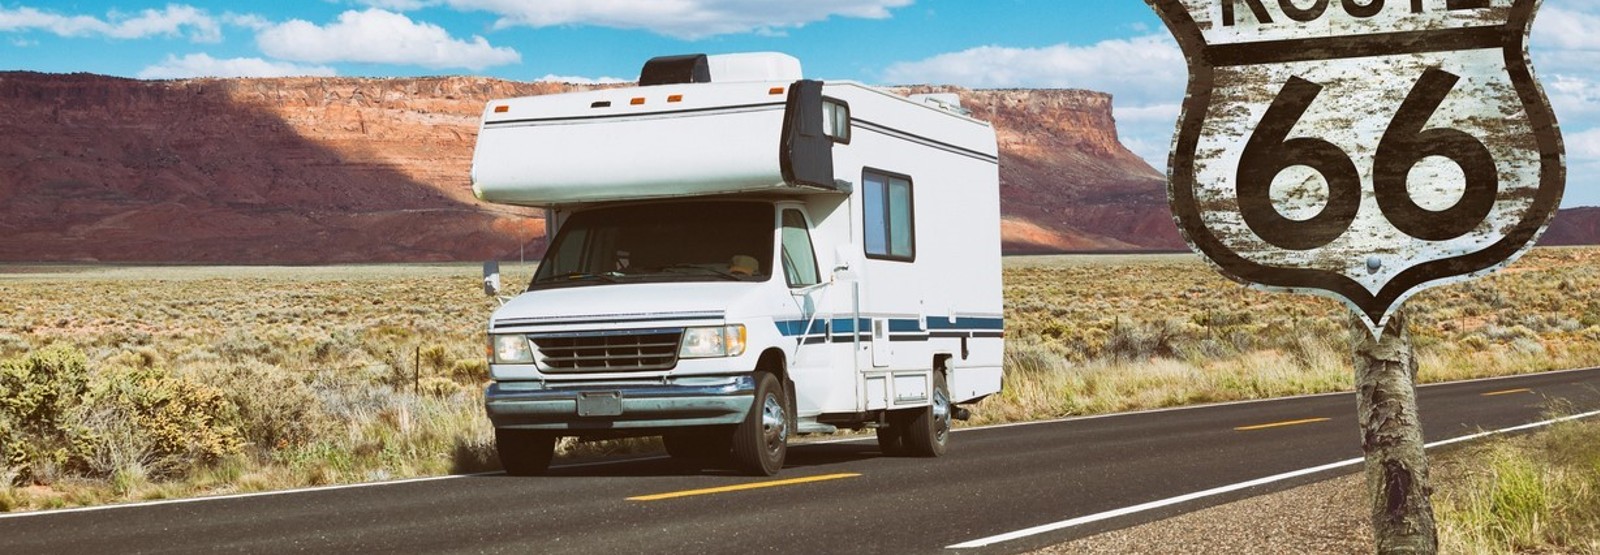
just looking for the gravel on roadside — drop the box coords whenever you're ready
[1035,472,1374,555]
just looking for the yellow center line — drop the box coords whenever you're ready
[1481,388,1533,397]
[1234,417,1332,432]
[627,472,862,502]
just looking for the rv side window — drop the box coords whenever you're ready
[822,99,850,143]
[863,170,914,261]
[780,209,820,288]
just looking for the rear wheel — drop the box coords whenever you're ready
[903,373,951,457]
[731,372,788,476]
[496,428,557,476]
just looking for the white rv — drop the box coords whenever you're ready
[471,53,1002,476]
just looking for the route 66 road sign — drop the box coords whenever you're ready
[1148,0,1565,335]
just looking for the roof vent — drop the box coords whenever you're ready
[910,93,970,116]
[639,54,711,86]
[638,52,803,86]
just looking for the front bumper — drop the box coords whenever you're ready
[484,375,755,431]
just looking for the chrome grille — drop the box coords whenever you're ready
[531,329,682,373]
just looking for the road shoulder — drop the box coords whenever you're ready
[1034,471,1372,554]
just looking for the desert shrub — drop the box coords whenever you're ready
[1005,339,1069,376]
[105,347,165,370]
[88,364,243,474]
[419,345,449,374]
[0,333,29,358]
[1104,318,1185,361]
[180,360,326,452]
[0,347,238,484]
[0,346,96,484]
[214,330,274,364]
[449,358,488,383]
[418,376,464,398]
[74,399,168,486]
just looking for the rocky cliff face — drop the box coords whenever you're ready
[1540,207,1600,247]
[0,72,559,262]
[928,87,1182,251]
[1,72,1589,262]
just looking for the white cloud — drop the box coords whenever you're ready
[350,0,441,10]
[1532,7,1600,51]
[1115,103,1182,167]
[1562,128,1600,208]
[444,0,911,39]
[880,35,1185,104]
[0,4,221,42]
[256,9,519,70]
[1568,128,1600,159]
[1532,0,1600,206]
[137,53,336,79]
[1545,74,1600,121]
[223,12,271,31]
[1114,103,1181,125]
[882,35,1187,174]
[536,74,628,85]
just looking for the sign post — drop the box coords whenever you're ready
[1146,0,1565,551]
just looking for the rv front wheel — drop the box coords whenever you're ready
[496,428,556,476]
[903,373,951,457]
[731,372,788,476]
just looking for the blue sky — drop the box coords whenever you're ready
[2,0,1596,207]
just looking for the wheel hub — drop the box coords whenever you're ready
[932,388,951,444]
[760,392,787,455]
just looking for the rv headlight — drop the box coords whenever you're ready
[491,334,534,364]
[679,325,747,359]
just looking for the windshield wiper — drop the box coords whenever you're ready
[653,264,747,281]
[541,272,620,284]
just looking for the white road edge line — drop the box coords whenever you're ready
[0,455,672,521]
[945,408,1600,550]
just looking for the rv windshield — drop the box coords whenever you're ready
[530,202,774,290]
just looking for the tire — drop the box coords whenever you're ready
[496,428,557,476]
[664,427,733,463]
[731,372,788,476]
[875,424,907,456]
[902,373,951,457]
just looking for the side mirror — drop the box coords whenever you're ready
[833,244,854,272]
[832,244,859,282]
[482,261,502,297]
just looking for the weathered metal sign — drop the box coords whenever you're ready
[1148,0,1565,335]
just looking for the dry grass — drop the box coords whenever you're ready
[1434,417,1600,554]
[0,248,1595,512]
[984,247,1600,425]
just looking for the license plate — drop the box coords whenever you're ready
[576,391,623,417]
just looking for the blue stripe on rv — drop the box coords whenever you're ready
[774,317,1003,337]
[924,317,1005,331]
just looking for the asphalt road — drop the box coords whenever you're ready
[4,367,1598,555]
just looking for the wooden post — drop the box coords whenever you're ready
[413,346,421,396]
[1351,308,1437,554]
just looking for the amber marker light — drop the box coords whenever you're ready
[493,105,509,113]
[630,97,646,105]
[667,94,683,103]
[769,87,785,95]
